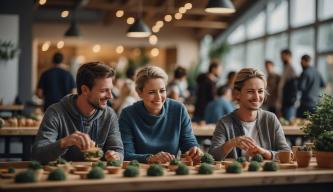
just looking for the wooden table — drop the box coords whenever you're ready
[0,161,332,192]
[0,105,24,111]
[192,123,305,136]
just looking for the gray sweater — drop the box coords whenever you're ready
[209,109,290,160]
[32,94,124,164]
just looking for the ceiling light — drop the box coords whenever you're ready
[164,15,172,22]
[57,41,64,49]
[64,20,80,37]
[156,20,164,28]
[174,13,183,20]
[127,17,135,24]
[116,45,124,54]
[92,44,101,53]
[39,0,47,6]
[179,7,186,14]
[116,10,124,18]
[150,48,159,57]
[127,18,151,38]
[205,0,236,14]
[61,10,69,18]
[41,41,51,52]
[149,35,158,45]
[152,25,160,33]
[184,3,192,10]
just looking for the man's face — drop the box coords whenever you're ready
[86,77,113,110]
[281,53,291,65]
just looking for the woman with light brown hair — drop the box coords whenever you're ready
[209,68,290,161]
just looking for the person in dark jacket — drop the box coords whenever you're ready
[297,54,326,118]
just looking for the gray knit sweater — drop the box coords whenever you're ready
[209,109,290,160]
[32,94,124,164]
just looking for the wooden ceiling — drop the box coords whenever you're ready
[36,0,258,39]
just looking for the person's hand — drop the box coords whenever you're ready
[60,131,95,151]
[185,146,203,163]
[147,151,175,164]
[231,136,257,152]
[105,150,121,160]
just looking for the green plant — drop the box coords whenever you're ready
[8,167,16,173]
[236,156,247,164]
[48,168,66,181]
[170,159,181,166]
[248,161,260,172]
[226,162,242,173]
[147,164,164,176]
[129,160,140,168]
[200,153,214,164]
[87,167,105,179]
[315,131,333,152]
[302,94,333,140]
[84,148,104,161]
[93,161,106,169]
[209,42,230,60]
[107,160,122,167]
[15,170,36,183]
[28,161,42,170]
[0,40,20,61]
[263,161,279,172]
[123,166,139,177]
[198,163,213,175]
[251,154,264,162]
[175,164,189,175]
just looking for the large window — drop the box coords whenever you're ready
[267,0,288,34]
[247,12,266,39]
[227,25,245,45]
[224,45,245,71]
[246,40,265,72]
[318,0,333,20]
[318,55,333,95]
[318,22,333,52]
[291,0,315,27]
[265,33,288,74]
[291,28,315,75]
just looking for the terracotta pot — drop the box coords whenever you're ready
[168,165,178,172]
[296,151,312,168]
[106,166,121,174]
[316,151,333,168]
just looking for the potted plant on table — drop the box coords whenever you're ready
[302,94,333,168]
[296,146,312,168]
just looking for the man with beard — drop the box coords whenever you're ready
[209,68,290,161]
[32,62,124,164]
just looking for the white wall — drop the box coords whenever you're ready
[33,20,199,69]
[0,14,19,104]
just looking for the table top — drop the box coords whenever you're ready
[192,123,305,136]
[0,161,332,192]
[0,105,24,111]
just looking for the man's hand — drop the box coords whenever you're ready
[60,131,95,151]
[147,151,175,164]
[105,150,121,160]
[231,136,257,152]
[185,146,203,163]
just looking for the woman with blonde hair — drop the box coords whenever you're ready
[209,68,290,161]
[119,65,202,163]
[116,79,139,116]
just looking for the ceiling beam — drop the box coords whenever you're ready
[173,20,228,29]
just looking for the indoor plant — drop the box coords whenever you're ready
[296,146,312,168]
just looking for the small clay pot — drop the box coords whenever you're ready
[296,151,312,168]
[106,166,121,174]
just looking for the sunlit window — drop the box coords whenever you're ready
[318,22,333,52]
[291,0,315,27]
[265,33,288,74]
[246,40,265,73]
[318,0,333,20]
[267,0,288,34]
[318,55,333,95]
[247,12,266,39]
[227,25,245,45]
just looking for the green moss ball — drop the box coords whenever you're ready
[147,164,164,176]
[123,166,139,177]
[170,159,181,166]
[251,154,264,162]
[236,156,247,163]
[198,163,213,175]
[8,167,16,173]
[226,162,242,174]
[200,153,214,164]
[107,160,122,167]
[263,161,279,172]
[175,164,189,175]
[248,161,260,172]
[87,167,105,179]
[94,161,106,169]
[129,160,140,168]
[15,170,36,183]
[48,168,66,181]
[28,161,42,170]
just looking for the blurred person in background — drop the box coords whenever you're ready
[167,66,189,102]
[204,85,234,124]
[36,52,75,111]
[278,49,298,121]
[297,54,326,118]
[264,60,281,114]
[224,71,237,89]
[115,79,139,116]
[193,61,222,122]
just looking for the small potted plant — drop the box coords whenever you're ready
[169,159,181,171]
[302,94,333,168]
[296,146,312,168]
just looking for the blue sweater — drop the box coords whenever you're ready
[119,99,198,163]
[204,97,234,124]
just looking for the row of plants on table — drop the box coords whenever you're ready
[0,115,41,128]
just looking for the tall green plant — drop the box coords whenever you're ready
[302,94,333,140]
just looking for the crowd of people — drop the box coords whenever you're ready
[32,48,326,163]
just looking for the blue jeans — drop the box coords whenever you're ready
[282,106,296,121]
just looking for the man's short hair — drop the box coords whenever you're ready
[227,71,236,80]
[301,54,311,62]
[76,62,115,95]
[216,85,230,96]
[53,52,64,65]
[281,49,292,56]
[174,66,187,79]
[265,60,274,66]
[208,61,219,73]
